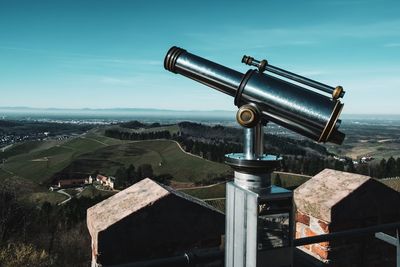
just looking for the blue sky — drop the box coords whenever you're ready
[0,0,399,114]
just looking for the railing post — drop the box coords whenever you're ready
[374,228,400,267]
[397,229,399,267]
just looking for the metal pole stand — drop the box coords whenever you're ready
[225,104,294,267]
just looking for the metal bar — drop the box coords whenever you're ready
[375,232,398,246]
[265,64,335,95]
[106,249,223,267]
[243,128,255,160]
[243,123,264,160]
[294,222,400,246]
[375,230,400,267]
[254,123,264,158]
[397,230,399,267]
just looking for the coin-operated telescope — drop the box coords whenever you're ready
[164,47,346,267]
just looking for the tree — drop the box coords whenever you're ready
[274,174,282,187]
[114,166,129,188]
[386,156,396,178]
[396,157,400,176]
[137,164,154,179]
[153,173,173,185]
[334,160,344,172]
[347,160,355,173]
[126,164,139,184]
[378,158,387,178]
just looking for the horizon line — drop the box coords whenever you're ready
[1,106,400,116]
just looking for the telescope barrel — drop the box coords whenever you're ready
[164,47,242,97]
[164,46,345,145]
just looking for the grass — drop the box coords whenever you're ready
[325,123,400,160]
[179,171,312,200]
[0,174,41,195]
[180,183,226,199]
[130,140,230,182]
[180,171,312,213]
[72,140,231,183]
[20,191,68,206]
[0,168,11,179]
[380,177,400,192]
[79,185,116,199]
[111,124,180,135]
[271,171,311,188]
[0,133,229,184]
[0,136,110,184]
[0,130,230,205]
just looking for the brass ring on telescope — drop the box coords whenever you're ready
[258,59,268,73]
[332,86,343,100]
[236,104,260,128]
[164,46,186,73]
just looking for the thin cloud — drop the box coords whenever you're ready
[0,44,161,67]
[186,19,400,52]
[384,43,400,47]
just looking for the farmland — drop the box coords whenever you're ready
[0,128,231,203]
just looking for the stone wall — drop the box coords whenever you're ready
[296,211,330,262]
[294,169,400,267]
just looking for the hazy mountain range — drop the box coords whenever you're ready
[1,107,400,122]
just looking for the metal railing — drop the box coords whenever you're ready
[294,221,400,267]
[105,248,223,267]
[106,221,400,267]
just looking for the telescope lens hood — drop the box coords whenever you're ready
[164,46,186,73]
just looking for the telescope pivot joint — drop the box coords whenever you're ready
[236,104,261,128]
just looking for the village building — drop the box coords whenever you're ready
[50,176,93,190]
[95,174,115,189]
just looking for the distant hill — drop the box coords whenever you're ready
[179,121,330,155]
[0,106,236,121]
[0,130,230,191]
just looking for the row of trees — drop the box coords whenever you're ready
[175,136,242,163]
[352,156,400,178]
[105,129,172,141]
[113,164,173,189]
[280,155,400,178]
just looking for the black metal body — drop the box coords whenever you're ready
[164,46,345,144]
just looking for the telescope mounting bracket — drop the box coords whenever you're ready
[225,105,281,189]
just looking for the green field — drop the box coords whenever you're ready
[324,124,400,160]
[180,183,226,199]
[271,171,311,188]
[72,139,230,182]
[20,191,68,206]
[109,124,180,135]
[381,177,400,192]
[1,127,315,205]
[180,171,312,201]
[79,185,116,199]
[0,131,231,206]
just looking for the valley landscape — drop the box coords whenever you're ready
[0,110,399,266]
